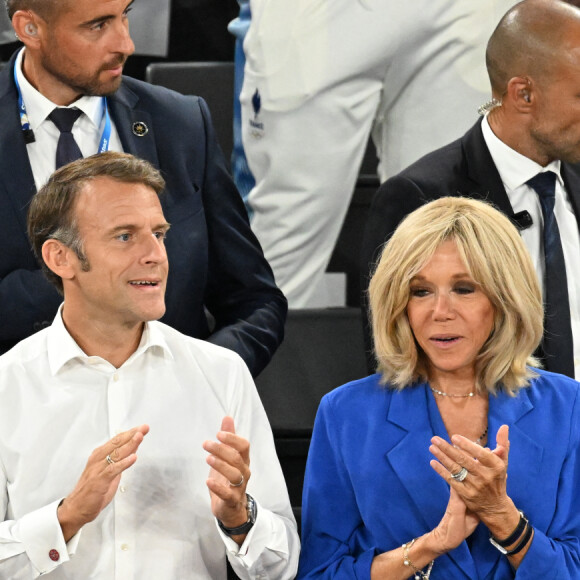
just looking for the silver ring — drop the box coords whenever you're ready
[229,475,244,487]
[106,454,115,465]
[451,467,468,482]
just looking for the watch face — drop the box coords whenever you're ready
[246,493,257,523]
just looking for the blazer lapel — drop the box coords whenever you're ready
[0,53,36,235]
[561,162,580,229]
[471,388,540,580]
[108,81,160,169]
[386,386,478,579]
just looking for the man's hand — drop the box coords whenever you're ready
[203,417,251,543]
[58,425,149,542]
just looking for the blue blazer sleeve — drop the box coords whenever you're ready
[513,381,580,579]
[298,393,377,579]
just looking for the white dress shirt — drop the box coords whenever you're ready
[0,309,299,579]
[482,115,580,378]
[15,48,124,190]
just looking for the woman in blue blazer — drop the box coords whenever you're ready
[299,197,580,579]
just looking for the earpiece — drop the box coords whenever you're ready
[25,23,37,36]
[524,93,531,103]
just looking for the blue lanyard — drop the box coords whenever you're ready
[98,100,112,153]
[13,57,112,152]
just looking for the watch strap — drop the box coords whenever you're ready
[218,493,257,536]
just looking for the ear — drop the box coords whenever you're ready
[41,239,76,282]
[505,76,534,112]
[11,10,43,48]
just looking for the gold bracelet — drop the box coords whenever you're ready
[402,538,435,579]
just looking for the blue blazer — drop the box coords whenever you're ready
[299,370,580,579]
[0,52,286,376]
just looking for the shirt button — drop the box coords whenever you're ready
[48,549,60,561]
[119,486,126,493]
[113,373,119,382]
[121,543,129,551]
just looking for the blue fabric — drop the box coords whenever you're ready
[228,0,255,213]
[299,370,580,579]
[0,51,286,377]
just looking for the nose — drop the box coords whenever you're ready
[432,292,455,320]
[140,234,167,265]
[113,17,135,57]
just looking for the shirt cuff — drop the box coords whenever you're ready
[215,498,290,571]
[14,498,81,577]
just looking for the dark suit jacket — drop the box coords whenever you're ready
[360,118,580,371]
[299,371,580,579]
[0,52,286,377]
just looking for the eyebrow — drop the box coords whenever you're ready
[81,0,135,28]
[411,272,472,281]
[107,221,171,236]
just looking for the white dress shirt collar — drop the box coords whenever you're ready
[481,114,562,190]
[15,48,106,131]
[47,305,173,376]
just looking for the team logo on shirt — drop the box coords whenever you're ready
[249,88,264,139]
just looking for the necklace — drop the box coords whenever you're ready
[430,384,488,445]
[475,426,488,446]
[430,385,475,398]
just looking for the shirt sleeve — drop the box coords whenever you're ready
[0,495,81,578]
[224,357,300,580]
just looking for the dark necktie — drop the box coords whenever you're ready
[527,171,575,377]
[48,108,83,169]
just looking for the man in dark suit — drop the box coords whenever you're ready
[0,0,286,377]
[361,0,580,379]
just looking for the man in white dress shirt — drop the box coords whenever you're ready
[0,152,299,579]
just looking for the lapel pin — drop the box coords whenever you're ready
[132,121,149,137]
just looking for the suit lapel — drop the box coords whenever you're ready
[386,386,478,579]
[561,162,580,229]
[0,53,37,234]
[108,81,159,169]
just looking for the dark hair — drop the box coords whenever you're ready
[27,152,166,294]
[5,0,61,20]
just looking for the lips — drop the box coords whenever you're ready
[430,335,461,346]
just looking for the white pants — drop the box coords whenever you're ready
[241,0,516,307]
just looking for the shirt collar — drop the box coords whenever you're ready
[481,114,562,191]
[47,305,174,375]
[15,48,106,131]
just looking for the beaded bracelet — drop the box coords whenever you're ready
[402,538,435,580]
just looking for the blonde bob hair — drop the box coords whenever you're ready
[369,197,543,395]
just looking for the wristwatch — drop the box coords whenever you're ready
[218,493,257,536]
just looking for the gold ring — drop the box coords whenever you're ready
[106,454,115,465]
